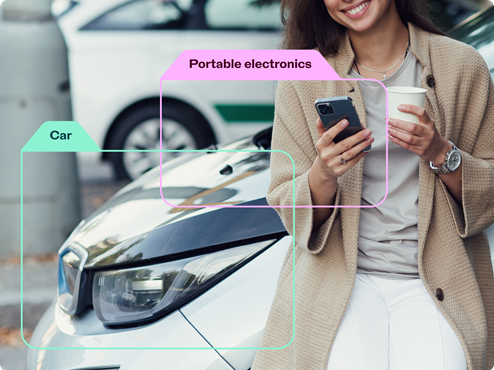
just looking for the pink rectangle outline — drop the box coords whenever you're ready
[159,78,389,209]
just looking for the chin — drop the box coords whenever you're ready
[345,17,378,34]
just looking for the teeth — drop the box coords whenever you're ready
[347,1,368,15]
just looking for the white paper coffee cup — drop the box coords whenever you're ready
[387,86,427,124]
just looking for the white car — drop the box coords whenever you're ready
[28,129,292,370]
[55,0,282,179]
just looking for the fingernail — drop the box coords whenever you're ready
[388,127,393,133]
[366,136,374,144]
[363,129,371,138]
[341,120,348,127]
[398,105,405,111]
[388,118,394,124]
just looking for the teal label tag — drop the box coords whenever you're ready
[22,121,101,152]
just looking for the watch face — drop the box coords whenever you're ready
[448,151,461,171]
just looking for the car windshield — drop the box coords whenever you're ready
[452,6,494,77]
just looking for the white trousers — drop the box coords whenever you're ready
[327,273,467,370]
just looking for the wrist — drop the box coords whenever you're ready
[309,160,338,206]
[310,159,338,187]
[431,139,453,167]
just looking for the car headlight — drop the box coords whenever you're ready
[92,240,274,326]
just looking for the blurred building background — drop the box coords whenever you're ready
[0,0,81,261]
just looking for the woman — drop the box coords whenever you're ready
[252,0,494,369]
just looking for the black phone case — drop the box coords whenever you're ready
[315,96,370,152]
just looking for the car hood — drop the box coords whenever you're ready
[67,138,287,269]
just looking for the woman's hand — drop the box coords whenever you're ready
[387,105,452,167]
[388,104,462,204]
[309,118,373,230]
[313,117,374,182]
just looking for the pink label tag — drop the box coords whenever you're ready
[161,49,341,80]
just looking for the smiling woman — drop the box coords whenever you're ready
[252,0,494,369]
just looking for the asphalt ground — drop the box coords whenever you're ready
[0,255,57,370]
[0,175,129,370]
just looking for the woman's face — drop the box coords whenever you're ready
[323,0,397,34]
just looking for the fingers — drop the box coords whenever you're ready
[323,119,349,144]
[325,134,373,177]
[388,133,412,151]
[388,125,420,146]
[334,128,372,154]
[346,150,368,168]
[316,118,325,139]
[339,136,374,163]
[315,122,372,179]
[317,119,349,149]
[333,151,368,176]
[397,104,431,124]
[388,118,421,136]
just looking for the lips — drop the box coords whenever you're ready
[342,0,370,17]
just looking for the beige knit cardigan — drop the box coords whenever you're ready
[252,24,494,370]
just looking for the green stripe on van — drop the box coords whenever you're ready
[215,104,275,123]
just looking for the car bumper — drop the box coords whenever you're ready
[27,301,233,370]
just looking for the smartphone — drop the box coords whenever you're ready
[315,96,371,152]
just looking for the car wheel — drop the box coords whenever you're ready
[108,104,214,180]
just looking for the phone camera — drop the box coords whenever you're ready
[317,103,334,115]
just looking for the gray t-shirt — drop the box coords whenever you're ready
[349,50,422,278]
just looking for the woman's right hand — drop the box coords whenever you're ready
[308,118,373,230]
[313,118,374,182]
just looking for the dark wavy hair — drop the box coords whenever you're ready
[280,0,448,56]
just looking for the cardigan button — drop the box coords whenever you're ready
[427,75,436,88]
[436,288,444,301]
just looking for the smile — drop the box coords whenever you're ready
[342,1,370,16]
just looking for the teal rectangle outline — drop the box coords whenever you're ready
[20,148,296,350]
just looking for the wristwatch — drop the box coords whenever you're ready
[429,141,462,174]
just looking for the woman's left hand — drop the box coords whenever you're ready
[387,104,452,166]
